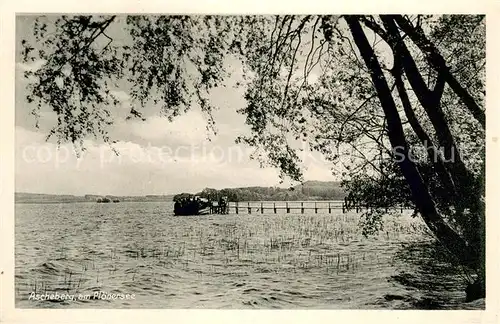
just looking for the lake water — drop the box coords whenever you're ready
[15,202,480,309]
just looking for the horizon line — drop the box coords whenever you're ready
[14,180,342,197]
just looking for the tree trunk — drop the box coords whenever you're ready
[345,16,479,269]
[380,16,481,250]
[380,16,470,186]
[392,60,458,200]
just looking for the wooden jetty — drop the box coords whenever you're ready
[220,201,410,214]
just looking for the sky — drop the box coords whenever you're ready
[15,15,337,196]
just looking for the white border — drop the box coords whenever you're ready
[1,1,499,323]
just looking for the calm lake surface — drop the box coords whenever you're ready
[15,202,479,309]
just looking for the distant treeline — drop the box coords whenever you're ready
[16,181,345,204]
[187,181,345,202]
[15,193,174,204]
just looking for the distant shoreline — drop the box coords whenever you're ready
[14,193,175,204]
[14,200,171,204]
[15,181,345,204]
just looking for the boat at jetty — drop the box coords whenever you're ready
[173,194,228,216]
[173,194,210,216]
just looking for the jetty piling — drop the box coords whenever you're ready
[220,201,410,214]
[189,200,411,215]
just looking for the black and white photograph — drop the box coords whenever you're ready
[9,12,489,313]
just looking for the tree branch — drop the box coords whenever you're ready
[392,14,485,128]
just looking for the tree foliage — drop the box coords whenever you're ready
[20,14,485,298]
[193,181,345,202]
